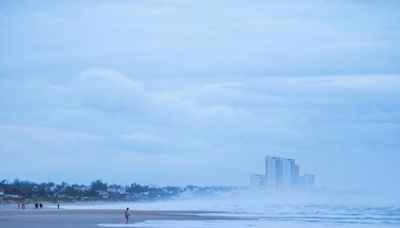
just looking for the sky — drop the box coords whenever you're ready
[0,0,399,192]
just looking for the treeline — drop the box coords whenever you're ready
[0,179,236,202]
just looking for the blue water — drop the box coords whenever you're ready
[64,199,400,227]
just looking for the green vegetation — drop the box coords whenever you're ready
[0,179,237,203]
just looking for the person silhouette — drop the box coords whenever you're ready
[124,207,131,224]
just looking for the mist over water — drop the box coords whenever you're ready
[65,190,400,227]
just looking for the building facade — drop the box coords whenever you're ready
[299,174,315,190]
[265,156,301,192]
[249,174,266,190]
[250,155,315,192]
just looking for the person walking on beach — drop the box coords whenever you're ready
[124,207,131,224]
[39,203,43,209]
[35,203,38,209]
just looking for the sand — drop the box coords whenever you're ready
[0,205,239,228]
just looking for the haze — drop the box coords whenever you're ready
[0,0,399,193]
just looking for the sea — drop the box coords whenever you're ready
[61,192,400,228]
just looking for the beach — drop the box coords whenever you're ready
[0,205,240,228]
[1,200,399,228]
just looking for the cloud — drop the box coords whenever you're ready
[1,68,399,188]
[79,68,143,90]
[73,68,147,111]
[0,1,399,190]
[1,1,400,77]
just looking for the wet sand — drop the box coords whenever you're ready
[0,206,238,228]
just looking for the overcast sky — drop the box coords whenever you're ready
[0,0,399,191]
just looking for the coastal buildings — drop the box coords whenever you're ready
[250,156,316,192]
[299,174,315,190]
[249,174,266,190]
[0,187,4,204]
[265,156,300,192]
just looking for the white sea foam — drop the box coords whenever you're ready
[98,219,397,228]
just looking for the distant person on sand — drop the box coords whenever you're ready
[40,203,43,209]
[35,203,38,209]
[57,204,60,209]
[124,207,131,224]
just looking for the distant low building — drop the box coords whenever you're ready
[249,174,266,190]
[299,174,315,190]
[0,187,4,204]
[108,185,126,194]
[96,190,109,199]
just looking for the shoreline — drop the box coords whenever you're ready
[0,206,241,228]
[1,202,399,228]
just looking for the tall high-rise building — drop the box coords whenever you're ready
[251,155,315,192]
[265,156,300,192]
[265,156,279,192]
[292,164,300,187]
